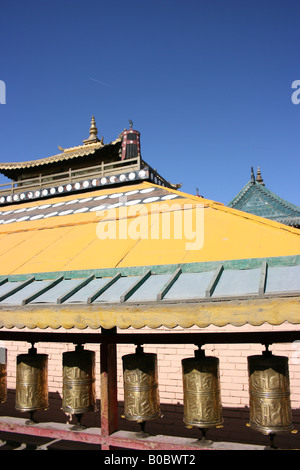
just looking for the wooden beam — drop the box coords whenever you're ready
[0,417,267,450]
[100,328,118,449]
[0,330,299,345]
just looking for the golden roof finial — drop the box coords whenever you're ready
[90,115,98,137]
[83,115,100,144]
[256,166,264,185]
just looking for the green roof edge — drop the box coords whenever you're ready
[1,254,300,282]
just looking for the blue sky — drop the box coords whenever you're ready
[0,0,299,205]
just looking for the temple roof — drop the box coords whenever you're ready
[228,167,300,227]
[0,179,299,329]
[0,140,106,173]
[0,117,120,180]
[0,122,299,330]
[0,117,178,202]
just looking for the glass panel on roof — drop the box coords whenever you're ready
[211,268,261,297]
[265,266,300,293]
[128,274,171,302]
[64,278,112,303]
[163,272,216,300]
[0,281,24,298]
[30,279,82,303]
[94,276,141,303]
[0,280,53,305]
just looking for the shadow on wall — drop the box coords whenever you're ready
[0,391,299,450]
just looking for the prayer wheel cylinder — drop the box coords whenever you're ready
[15,347,48,412]
[182,349,223,429]
[0,348,7,404]
[248,351,293,435]
[122,346,160,423]
[62,345,96,415]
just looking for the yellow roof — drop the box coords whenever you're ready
[0,181,299,329]
[0,181,299,276]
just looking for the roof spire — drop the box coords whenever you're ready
[256,166,265,185]
[83,115,100,144]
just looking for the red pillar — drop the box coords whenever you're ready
[100,328,118,449]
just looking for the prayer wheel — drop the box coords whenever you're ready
[122,345,161,426]
[182,348,223,430]
[15,346,48,415]
[0,347,7,404]
[62,345,96,419]
[248,349,293,435]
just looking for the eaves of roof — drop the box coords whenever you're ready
[0,257,299,329]
[0,139,121,172]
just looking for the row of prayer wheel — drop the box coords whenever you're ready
[0,344,96,427]
[0,343,294,437]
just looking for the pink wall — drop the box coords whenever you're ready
[1,322,300,449]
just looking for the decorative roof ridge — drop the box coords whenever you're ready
[59,140,104,154]
[227,180,254,206]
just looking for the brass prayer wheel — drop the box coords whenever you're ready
[62,344,96,416]
[182,348,223,429]
[0,347,7,404]
[15,346,48,413]
[122,345,161,423]
[248,350,293,435]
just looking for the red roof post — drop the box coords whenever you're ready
[100,328,118,449]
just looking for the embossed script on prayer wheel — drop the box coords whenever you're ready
[248,351,293,435]
[62,345,96,415]
[182,349,223,429]
[122,346,160,423]
[15,347,48,412]
[0,348,7,404]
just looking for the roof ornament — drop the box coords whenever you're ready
[196,187,203,198]
[120,120,141,160]
[256,166,265,185]
[83,116,100,144]
[251,167,255,183]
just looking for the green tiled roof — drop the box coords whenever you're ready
[228,168,300,227]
